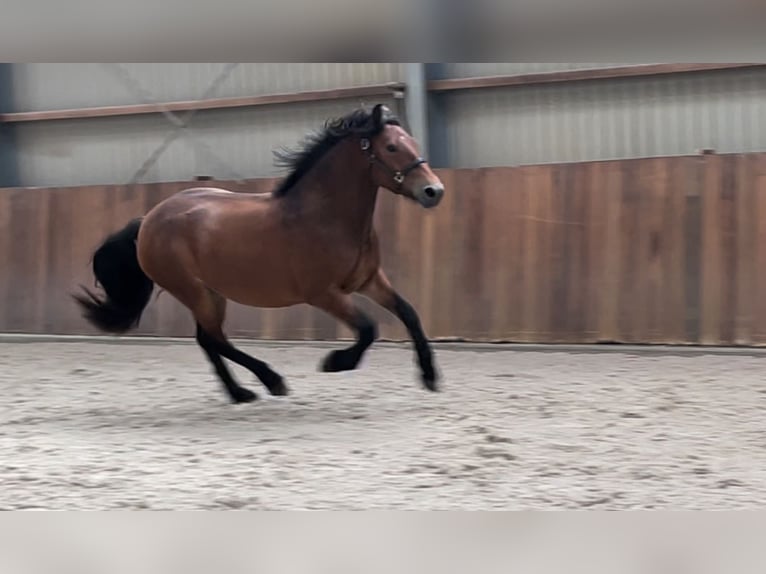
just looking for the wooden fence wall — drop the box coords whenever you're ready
[2,151,766,345]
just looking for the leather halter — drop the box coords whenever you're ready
[360,137,427,189]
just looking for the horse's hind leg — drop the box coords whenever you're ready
[196,323,258,404]
[310,288,377,373]
[187,288,256,403]
[170,279,284,403]
[193,288,289,400]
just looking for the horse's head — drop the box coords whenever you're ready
[361,104,444,209]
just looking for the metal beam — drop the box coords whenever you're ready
[0,64,19,187]
[424,63,450,169]
[404,63,428,158]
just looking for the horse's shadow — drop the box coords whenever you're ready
[40,388,394,435]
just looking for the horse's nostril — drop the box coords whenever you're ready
[419,185,443,207]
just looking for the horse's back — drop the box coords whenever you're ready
[143,186,272,226]
[176,186,272,204]
[138,187,280,266]
[136,183,372,308]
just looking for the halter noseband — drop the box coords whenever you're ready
[360,137,427,189]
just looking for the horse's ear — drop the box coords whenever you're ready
[372,103,388,129]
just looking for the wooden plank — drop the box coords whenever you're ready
[661,158,688,343]
[584,162,606,342]
[734,155,756,345]
[444,169,485,340]
[461,168,498,341]
[427,64,766,92]
[700,155,724,345]
[5,188,50,333]
[596,161,623,342]
[684,157,704,344]
[0,83,406,124]
[644,159,668,342]
[5,189,30,331]
[531,165,554,342]
[485,167,526,341]
[44,187,75,334]
[566,162,589,343]
[479,168,508,340]
[547,164,570,342]
[520,166,542,342]
[718,156,738,345]
[461,170,487,339]
[618,160,643,343]
[549,163,578,342]
[752,154,766,345]
[638,159,667,343]
[33,190,51,333]
[0,191,10,331]
[424,169,459,340]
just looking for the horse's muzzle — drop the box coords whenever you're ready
[416,183,444,208]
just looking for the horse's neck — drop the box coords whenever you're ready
[289,142,379,241]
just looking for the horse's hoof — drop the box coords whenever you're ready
[231,387,258,403]
[260,370,289,396]
[421,369,440,392]
[268,378,290,396]
[320,349,357,373]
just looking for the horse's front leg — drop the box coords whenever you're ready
[360,268,439,391]
[310,288,378,373]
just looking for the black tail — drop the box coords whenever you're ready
[73,217,154,333]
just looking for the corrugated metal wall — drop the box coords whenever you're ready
[12,63,405,110]
[14,97,402,187]
[8,64,766,186]
[10,64,405,187]
[442,67,766,167]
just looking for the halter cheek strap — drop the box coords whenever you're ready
[360,138,427,189]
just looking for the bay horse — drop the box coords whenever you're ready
[74,103,445,403]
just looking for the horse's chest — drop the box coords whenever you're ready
[290,240,361,289]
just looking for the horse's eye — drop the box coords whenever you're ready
[386,144,397,153]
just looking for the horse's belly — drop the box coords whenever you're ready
[199,251,340,309]
[198,260,299,308]
[209,280,305,309]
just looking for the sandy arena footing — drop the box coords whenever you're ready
[1,340,765,509]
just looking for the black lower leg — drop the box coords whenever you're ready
[197,325,287,396]
[196,325,258,403]
[392,294,438,390]
[321,312,377,373]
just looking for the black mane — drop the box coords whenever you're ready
[272,105,401,197]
